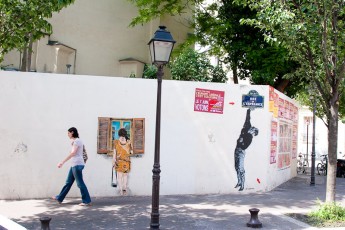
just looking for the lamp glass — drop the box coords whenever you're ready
[149,40,174,64]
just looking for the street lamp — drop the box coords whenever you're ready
[148,25,175,229]
[310,96,316,185]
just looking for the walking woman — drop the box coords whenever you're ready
[52,127,92,206]
[112,128,133,195]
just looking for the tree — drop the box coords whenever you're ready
[129,0,305,96]
[143,48,227,82]
[128,0,188,27]
[236,0,345,202]
[193,1,302,93]
[169,47,227,82]
[0,0,75,69]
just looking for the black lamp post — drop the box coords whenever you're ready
[148,26,175,229]
[310,97,316,185]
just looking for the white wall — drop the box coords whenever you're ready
[0,72,296,199]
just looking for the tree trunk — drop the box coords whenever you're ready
[275,79,290,93]
[20,46,28,72]
[232,65,238,84]
[20,34,33,72]
[326,103,338,202]
[27,38,33,71]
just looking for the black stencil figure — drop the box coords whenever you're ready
[234,109,259,191]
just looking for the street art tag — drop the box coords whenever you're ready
[194,88,225,114]
[242,90,264,108]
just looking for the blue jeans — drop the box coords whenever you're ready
[56,165,91,204]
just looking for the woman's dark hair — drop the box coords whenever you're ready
[68,127,79,138]
[118,128,129,140]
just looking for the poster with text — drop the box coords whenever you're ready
[194,88,225,114]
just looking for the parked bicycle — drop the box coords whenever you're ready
[317,154,328,176]
[297,153,309,174]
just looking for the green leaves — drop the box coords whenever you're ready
[128,0,192,26]
[0,0,75,62]
[309,202,345,223]
[241,0,345,118]
[169,47,227,83]
[142,64,158,79]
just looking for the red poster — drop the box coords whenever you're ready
[284,100,289,119]
[194,88,225,114]
[289,102,293,120]
[270,121,277,164]
[278,154,290,169]
[292,124,298,158]
[269,86,275,100]
[293,106,299,121]
[278,98,284,118]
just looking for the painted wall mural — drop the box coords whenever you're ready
[234,109,259,191]
[97,117,145,156]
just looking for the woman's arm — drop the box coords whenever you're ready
[112,148,117,166]
[58,144,78,168]
[243,109,251,131]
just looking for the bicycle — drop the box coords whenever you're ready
[297,153,309,174]
[317,154,328,176]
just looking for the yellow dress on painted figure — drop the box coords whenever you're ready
[114,140,132,173]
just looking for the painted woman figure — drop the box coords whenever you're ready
[234,109,259,191]
[112,128,133,195]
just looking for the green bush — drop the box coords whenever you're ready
[309,202,345,223]
[169,47,227,83]
[142,64,157,79]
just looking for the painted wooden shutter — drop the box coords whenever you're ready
[97,117,111,154]
[132,118,145,154]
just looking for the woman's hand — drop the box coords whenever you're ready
[57,162,64,168]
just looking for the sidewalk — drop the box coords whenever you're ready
[1,174,345,230]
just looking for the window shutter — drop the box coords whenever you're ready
[132,118,145,154]
[97,117,111,154]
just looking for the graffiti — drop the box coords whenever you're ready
[14,142,27,154]
[234,109,259,191]
[208,133,215,143]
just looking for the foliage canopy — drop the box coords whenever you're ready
[129,0,305,96]
[0,0,75,62]
[169,47,227,82]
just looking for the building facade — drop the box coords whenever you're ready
[1,0,192,77]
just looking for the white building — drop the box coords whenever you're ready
[297,105,345,161]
